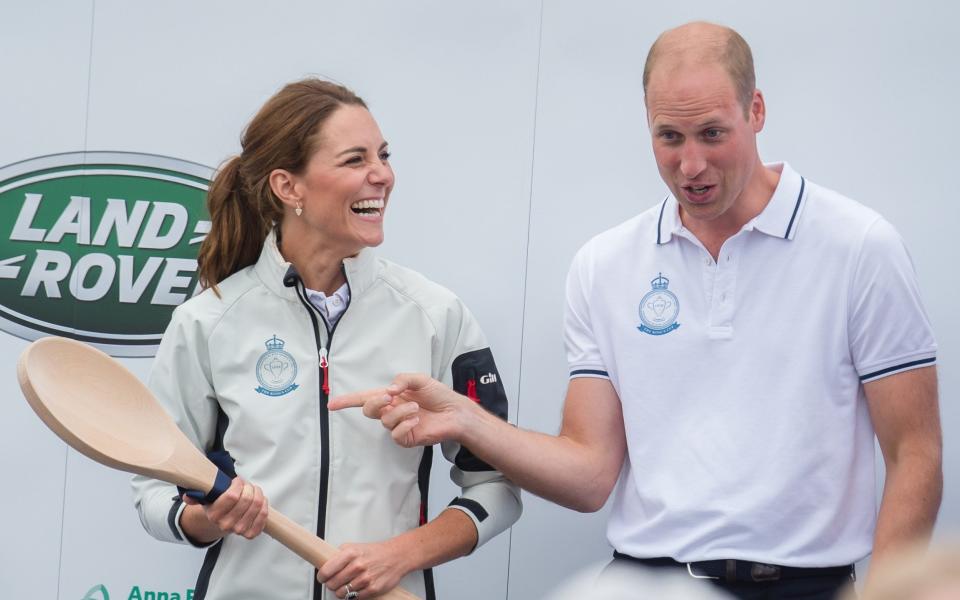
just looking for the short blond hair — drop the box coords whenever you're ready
[643,23,756,117]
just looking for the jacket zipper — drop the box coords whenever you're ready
[289,270,351,600]
[319,347,330,395]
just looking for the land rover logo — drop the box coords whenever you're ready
[0,152,212,357]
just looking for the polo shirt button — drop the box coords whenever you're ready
[704,258,712,266]
[332,297,342,306]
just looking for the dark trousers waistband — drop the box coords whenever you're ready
[612,551,855,583]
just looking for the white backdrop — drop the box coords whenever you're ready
[1,1,957,599]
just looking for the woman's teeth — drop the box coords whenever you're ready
[351,199,384,214]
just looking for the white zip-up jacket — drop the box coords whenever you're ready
[132,231,521,599]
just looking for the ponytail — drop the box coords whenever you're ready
[197,156,272,295]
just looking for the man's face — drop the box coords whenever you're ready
[646,62,764,228]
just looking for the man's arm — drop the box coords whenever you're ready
[865,365,942,569]
[331,375,627,512]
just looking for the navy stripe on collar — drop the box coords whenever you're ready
[784,177,806,239]
[656,197,668,244]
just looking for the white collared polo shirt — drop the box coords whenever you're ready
[564,162,937,567]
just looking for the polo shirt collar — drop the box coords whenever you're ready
[751,162,806,240]
[655,194,681,245]
[655,162,808,245]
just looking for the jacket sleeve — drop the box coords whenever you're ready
[130,304,219,546]
[433,298,522,550]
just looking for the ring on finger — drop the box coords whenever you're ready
[345,583,359,600]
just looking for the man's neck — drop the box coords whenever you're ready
[682,162,780,259]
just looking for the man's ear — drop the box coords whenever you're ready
[751,89,766,133]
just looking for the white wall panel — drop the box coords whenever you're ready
[0,337,68,598]
[0,3,93,166]
[0,2,94,597]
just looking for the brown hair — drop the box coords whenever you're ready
[643,23,756,118]
[197,78,367,293]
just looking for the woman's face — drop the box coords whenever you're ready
[292,104,394,255]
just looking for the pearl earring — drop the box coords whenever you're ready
[295,203,303,217]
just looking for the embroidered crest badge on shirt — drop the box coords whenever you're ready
[638,273,681,336]
[255,334,299,396]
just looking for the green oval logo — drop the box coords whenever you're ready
[0,152,212,356]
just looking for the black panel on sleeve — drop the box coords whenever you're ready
[167,498,184,541]
[451,348,508,471]
[448,497,489,522]
[451,348,508,419]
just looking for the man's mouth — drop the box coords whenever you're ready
[350,198,384,215]
[682,184,715,202]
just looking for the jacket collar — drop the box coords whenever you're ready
[253,229,381,300]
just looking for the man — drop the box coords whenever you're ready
[330,22,941,599]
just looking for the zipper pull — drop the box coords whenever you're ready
[319,347,330,395]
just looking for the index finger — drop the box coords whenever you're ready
[328,389,391,418]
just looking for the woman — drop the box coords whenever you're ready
[132,79,521,600]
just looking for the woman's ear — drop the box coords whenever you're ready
[269,168,301,210]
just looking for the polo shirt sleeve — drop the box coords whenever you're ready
[848,217,937,383]
[564,244,610,379]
